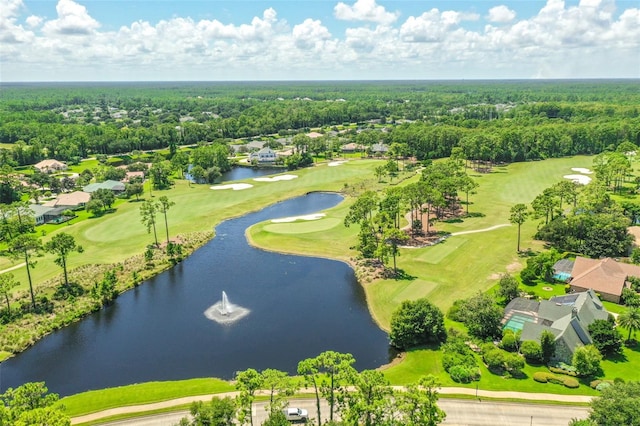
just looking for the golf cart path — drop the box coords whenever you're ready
[450,223,511,236]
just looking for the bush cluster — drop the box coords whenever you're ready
[441,333,480,383]
[533,371,580,388]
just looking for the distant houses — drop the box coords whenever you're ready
[34,159,67,174]
[83,180,126,194]
[553,256,640,303]
[249,147,277,164]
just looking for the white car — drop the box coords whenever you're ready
[283,407,309,422]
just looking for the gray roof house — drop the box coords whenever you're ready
[83,180,126,193]
[29,204,53,225]
[503,290,609,363]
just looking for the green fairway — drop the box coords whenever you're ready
[263,218,342,234]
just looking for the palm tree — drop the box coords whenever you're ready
[509,203,529,252]
[618,307,640,342]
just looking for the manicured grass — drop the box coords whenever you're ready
[59,378,234,417]
[383,347,599,395]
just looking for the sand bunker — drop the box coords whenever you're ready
[271,213,326,223]
[328,160,348,167]
[253,175,298,182]
[564,174,592,185]
[571,167,593,174]
[210,183,253,191]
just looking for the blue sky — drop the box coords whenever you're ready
[2,0,639,81]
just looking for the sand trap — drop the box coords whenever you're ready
[271,213,326,223]
[253,175,298,182]
[328,160,348,167]
[210,183,253,191]
[571,167,593,174]
[564,174,592,185]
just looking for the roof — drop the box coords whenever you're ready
[29,204,53,216]
[553,259,575,275]
[44,191,91,207]
[371,143,389,152]
[504,290,609,358]
[83,180,126,193]
[570,257,640,297]
[34,159,67,171]
[306,132,324,139]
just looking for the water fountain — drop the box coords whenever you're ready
[204,291,250,324]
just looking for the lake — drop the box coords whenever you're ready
[1,192,390,396]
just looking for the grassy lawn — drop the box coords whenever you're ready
[59,378,234,417]
[7,160,384,292]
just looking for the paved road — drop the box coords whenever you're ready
[94,398,589,426]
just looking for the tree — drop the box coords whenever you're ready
[397,375,446,426]
[261,369,298,416]
[261,410,289,426]
[297,357,323,426]
[589,381,640,426]
[316,351,355,423]
[140,199,159,246]
[509,203,528,252]
[0,272,19,315]
[588,319,622,356]
[540,330,556,364]
[85,199,105,216]
[149,161,173,189]
[496,273,520,304]
[45,232,83,289]
[157,196,175,246]
[572,344,602,377]
[235,368,263,426]
[457,293,503,340]
[8,234,42,310]
[0,382,69,426]
[91,188,116,210]
[389,298,447,350]
[618,307,640,342]
[374,164,387,182]
[520,340,543,364]
[125,182,144,201]
[184,397,236,426]
[339,369,393,426]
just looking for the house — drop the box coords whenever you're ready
[43,191,91,210]
[306,132,324,139]
[568,257,640,303]
[503,290,609,363]
[370,143,389,156]
[34,159,67,174]
[123,171,145,183]
[83,180,126,194]
[28,204,68,224]
[249,147,277,163]
[340,143,365,153]
[29,204,54,225]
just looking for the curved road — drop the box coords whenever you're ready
[91,398,589,426]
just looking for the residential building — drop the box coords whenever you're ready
[503,290,609,363]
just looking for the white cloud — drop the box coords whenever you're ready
[25,15,42,28]
[42,0,100,35]
[1,0,639,81]
[334,0,399,25]
[487,5,516,23]
[292,19,331,50]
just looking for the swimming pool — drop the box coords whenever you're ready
[504,314,536,332]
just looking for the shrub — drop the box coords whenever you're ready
[590,379,602,389]
[520,340,543,363]
[500,330,519,352]
[449,365,479,383]
[596,382,612,391]
[563,377,580,388]
[533,372,552,383]
[549,366,578,377]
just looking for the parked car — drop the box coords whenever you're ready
[283,407,309,423]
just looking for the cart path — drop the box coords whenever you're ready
[450,223,511,236]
